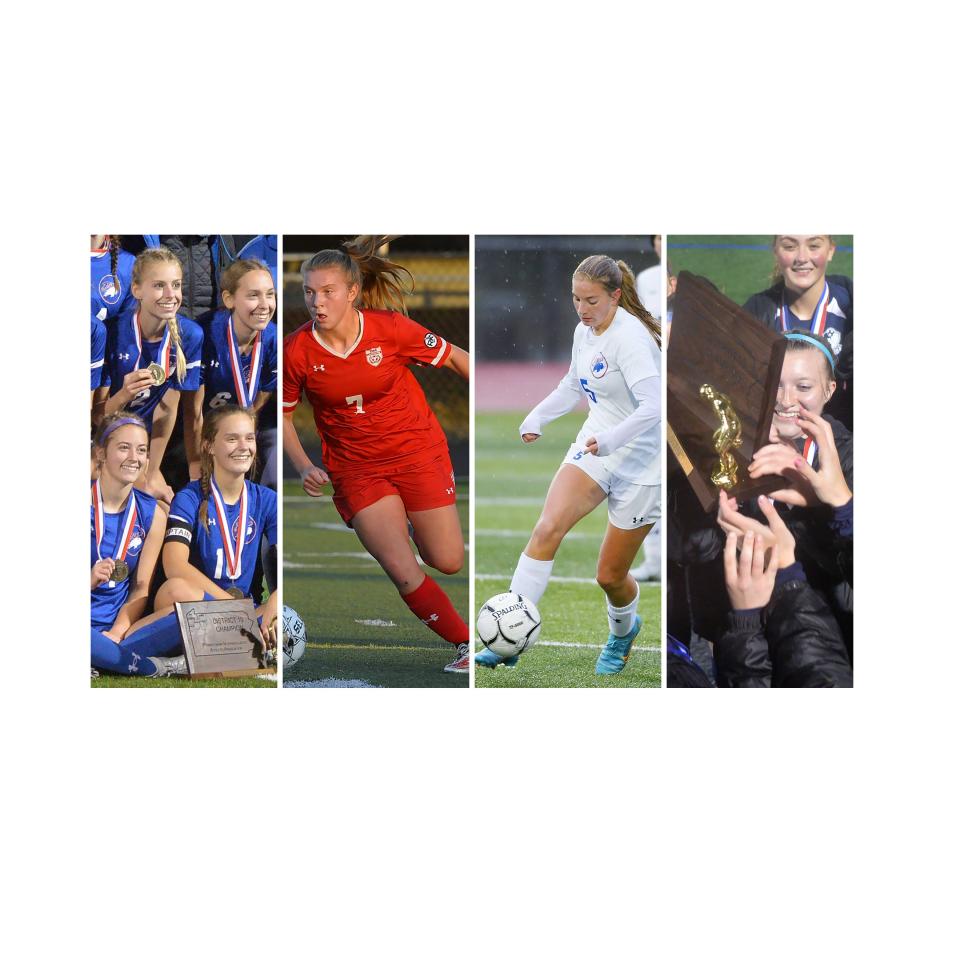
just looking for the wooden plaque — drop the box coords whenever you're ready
[668,272,787,511]
[175,599,272,679]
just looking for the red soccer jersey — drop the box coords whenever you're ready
[283,309,453,477]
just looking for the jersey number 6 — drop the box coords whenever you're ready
[346,394,365,415]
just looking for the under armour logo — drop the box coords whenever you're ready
[633,516,642,524]
[312,364,325,372]
[128,652,141,673]
[118,352,131,361]
[420,613,439,624]
[445,487,454,495]
[208,359,220,367]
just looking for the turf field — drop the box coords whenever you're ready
[668,235,853,304]
[282,479,469,688]
[91,674,276,689]
[474,411,661,688]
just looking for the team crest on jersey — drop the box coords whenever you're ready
[590,353,608,378]
[98,274,121,305]
[365,347,383,367]
[231,514,258,545]
[824,326,842,355]
[424,333,438,348]
[126,524,147,556]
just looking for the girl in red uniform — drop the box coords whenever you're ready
[283,237,470,673]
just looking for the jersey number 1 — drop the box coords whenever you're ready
[346,394,365,415]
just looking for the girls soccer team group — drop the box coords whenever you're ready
[90,237,279,678]
[89,234,853,688]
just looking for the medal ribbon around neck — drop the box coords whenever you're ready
[227,319,263,408]
[801,436,818,466]
[92,480,138,565]
[779,280,831,335]
[133,311,172,378]
[209,477,249,582]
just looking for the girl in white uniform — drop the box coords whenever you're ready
[477,255,661,674]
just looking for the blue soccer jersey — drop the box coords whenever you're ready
[90,247,136,321]
[91,315,107,390]
[165,479,277,599]
[103,310,203,426]
[90,487,159,631]
[201,310,278,416]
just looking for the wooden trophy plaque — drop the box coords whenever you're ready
[667,272,787,511]
[175,599,272,679]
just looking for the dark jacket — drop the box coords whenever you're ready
[715,566,853,688]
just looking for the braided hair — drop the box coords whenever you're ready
[131,246,188,382]
[196,405,259,531]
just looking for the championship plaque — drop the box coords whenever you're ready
[667,272,787,511]
[175,599,273,679]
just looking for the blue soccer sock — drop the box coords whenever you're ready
[90,627,159,676]
[121,613,184,659]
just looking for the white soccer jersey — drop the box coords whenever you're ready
[564,307,661,485]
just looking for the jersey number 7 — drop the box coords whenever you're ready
[346,394,365,414]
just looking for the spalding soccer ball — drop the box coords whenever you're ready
[477,592,541,658]
[282,605,307,670]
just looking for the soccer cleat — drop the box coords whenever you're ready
[475,647,519,669]
[595,616,642,675]
[90,668,99,679]
[147,655,189,678]
[443,643,470,674]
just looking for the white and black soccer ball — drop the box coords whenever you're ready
[477,592,541,658]
[282,605,307,670]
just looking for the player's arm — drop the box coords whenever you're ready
[584,375,661,456]
[161,517,235,601]
[109,504,166,640]
[442,345,470,380]
[102,370,156,418]
[183,387,204,480]
[282,412,329,497]
[253,390,273,414]
[140,390,180,504]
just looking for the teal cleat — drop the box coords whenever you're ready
[475,647,519,669]
[595,616,642,675]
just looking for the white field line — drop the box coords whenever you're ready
[284,678,384,688]
[536,640,660,652]
[475,573,660,588]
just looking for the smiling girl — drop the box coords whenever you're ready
[95,247,203,504]
[743,235,853,428]
[90,412,187,678]
[477,255,661,675]
[197,260,278,485]
[283,236,470,674]
[162,406,278,647]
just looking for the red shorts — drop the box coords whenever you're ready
[331,451,457,526]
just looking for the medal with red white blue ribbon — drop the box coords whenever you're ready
[227,319,263,408]
[779,281,831,335]
[132,311,172,381]
[801,435,818,467]
[209,477,249,587]
[92,480,138,587]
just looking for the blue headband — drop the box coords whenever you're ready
[784,332,836,373]
[100,416,148,443]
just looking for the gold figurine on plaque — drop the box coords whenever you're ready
[699,383,742,490]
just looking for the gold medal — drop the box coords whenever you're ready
[147,362,166,386]
[112,560,129,583]
[226,587,244,599]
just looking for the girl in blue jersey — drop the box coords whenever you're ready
[162,406,279,647]
[198,260,279,487]
[90,235,136,321]
[95,246,203,504]
[90,412,188,677]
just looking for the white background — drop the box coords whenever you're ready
[4,1,956,957]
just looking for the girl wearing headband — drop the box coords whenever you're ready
[90,412,187,677]
[477,254,662,676]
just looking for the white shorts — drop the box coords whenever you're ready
[562,443,661,530]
